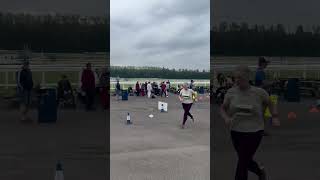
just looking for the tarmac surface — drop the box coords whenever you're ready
[212,97,320,180]
[0,93,210,180]
[3,92,318,179]
[0,99,107,180]
[110,93,210,180]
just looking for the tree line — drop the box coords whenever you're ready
[0,12,109,52]
[211,22,320,56]
[110,66,209,79]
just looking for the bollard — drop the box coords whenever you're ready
[161,104,164,112]
[126,113,132,124]
[54,161,64,180]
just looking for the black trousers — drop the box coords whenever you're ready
[231,130,264,180]
[182,103,193,125]
[85,88,95,109]
[161,89,167,97]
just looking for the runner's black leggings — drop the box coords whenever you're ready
[231,130,264,180]
[182,103,193,125]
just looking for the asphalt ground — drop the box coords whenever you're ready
[110,93,210,180]
[212,97,320,180]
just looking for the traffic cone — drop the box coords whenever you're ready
[309,106,319,113]
[54,161,64,180]
[126,113,132,124]
[288,112,297,120]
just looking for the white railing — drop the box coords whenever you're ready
[0,64,104,89]
[109,81,210,90]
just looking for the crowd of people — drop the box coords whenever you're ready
[16,61,109,122]
[115,80,172,99]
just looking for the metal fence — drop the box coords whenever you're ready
[0,65,91,89]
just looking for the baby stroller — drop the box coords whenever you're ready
[215,87,227,105]
[128,87,134,96]
[57,78,76,108]
[58,90,76,108]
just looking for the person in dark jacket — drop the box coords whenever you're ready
[81,63,96,110]
[115,80,121,100]
[135,81,140,96]
[17,61,33,122]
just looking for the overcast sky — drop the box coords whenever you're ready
[212,0,320,29]
[111,0,210,70]
[0,0,108,16]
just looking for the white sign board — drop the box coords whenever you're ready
[158,101,168,112]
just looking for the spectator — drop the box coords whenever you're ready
[81,63,96,111]
[255,57,272,92]
[161,81,167,97]
[99,67,108,109]
[17,61,33,123]
[57,75,75,105]
[115,79,121,100]
[135,81,140,96]
[190,80,195,90]
[255,57,273,136]
[147,82,152,98]
[166,81,170,97]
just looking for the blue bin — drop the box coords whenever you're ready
[122,90,128,101]
[199,87,205,94]
[38,88,58,123]
[286,78,300,102]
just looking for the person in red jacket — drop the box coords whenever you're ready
[81,63,96,111]
[135,81,140,96]
[161,81,167,97]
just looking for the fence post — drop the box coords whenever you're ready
[78,70,83,89]
[41,72,45,87]
[5,71,9,89]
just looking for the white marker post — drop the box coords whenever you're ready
[127,113,131,124]
[158,101,168,112]
[54,161,64,180]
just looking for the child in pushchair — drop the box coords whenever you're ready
[57,75,76,108]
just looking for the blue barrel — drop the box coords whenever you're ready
[38,88,58,123]
[122,90,128,101]
[286,78,300,102]
[199,86,205,94]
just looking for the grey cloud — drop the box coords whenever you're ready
[111,0,210,70]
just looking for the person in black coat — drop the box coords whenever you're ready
[17,61,33,122]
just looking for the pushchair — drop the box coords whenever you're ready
[214,87,227,105]
[58,90,76,108]
[57,79,76,108]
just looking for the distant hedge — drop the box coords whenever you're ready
[110,66,209,79]
[212,22,320,57]
[0,12,108,53]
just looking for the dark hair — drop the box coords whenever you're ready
[258,57,269,66]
